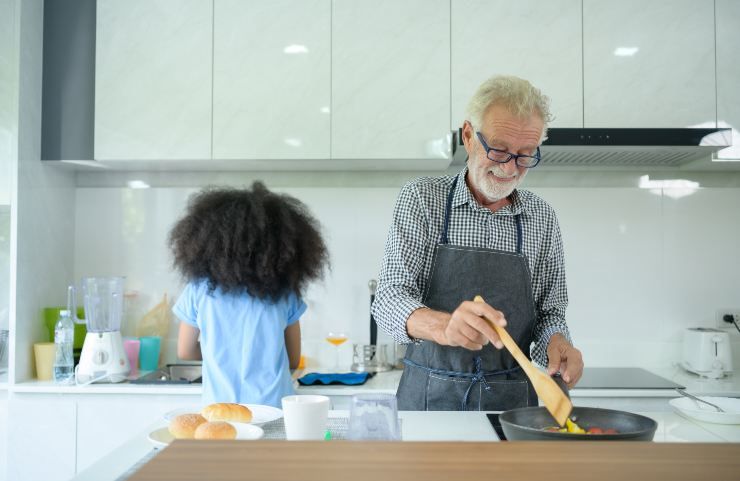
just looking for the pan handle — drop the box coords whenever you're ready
[551,373,570,399]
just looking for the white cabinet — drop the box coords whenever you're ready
[451,0,582,130]
[76,395,195,473]
[331,0,450,160]
[7,395,76,481]
[716,0,740,160]
[0,392,7,481]
[583,0,715,128]
[212,0,331,160]
[94,0,212,160]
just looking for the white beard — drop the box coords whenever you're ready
[477,164,525,203]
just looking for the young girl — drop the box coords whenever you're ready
[169,182,329,407]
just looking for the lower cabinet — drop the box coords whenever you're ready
[6,393,198,479]
[75,395,197,473]
[7,395,77,481]
[0,392,7,481]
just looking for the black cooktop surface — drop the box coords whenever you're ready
[576,367,684,390]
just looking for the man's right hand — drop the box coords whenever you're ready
[407,300,508,351]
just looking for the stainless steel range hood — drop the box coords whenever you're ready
[451,128,733,168]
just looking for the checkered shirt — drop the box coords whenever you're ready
[371,167,572,367]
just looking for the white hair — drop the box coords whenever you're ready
[466,75,553,140]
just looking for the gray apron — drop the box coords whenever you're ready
[396,176,538,411]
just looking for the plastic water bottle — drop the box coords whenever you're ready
[53,309,75,384]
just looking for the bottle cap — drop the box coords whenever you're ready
[60,309,70,316]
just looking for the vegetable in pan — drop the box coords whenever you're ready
[544,418,619,435]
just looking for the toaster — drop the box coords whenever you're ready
[681,327,733,378]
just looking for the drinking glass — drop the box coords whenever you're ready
[347,393,401,441]
[325,331,348,370]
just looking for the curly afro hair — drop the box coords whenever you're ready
[168,182,329,300]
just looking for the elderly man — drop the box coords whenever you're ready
[372,75,583,411]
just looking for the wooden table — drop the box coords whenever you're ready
[130,440,740,481]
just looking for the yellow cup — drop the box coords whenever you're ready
[34,342,56,380]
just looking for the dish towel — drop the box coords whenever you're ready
[297,372,373,386]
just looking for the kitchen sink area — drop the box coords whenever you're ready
[129,364,202,384]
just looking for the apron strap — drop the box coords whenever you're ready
[440,176,458,245]
[515,214,523,254]
[440,175,524,253]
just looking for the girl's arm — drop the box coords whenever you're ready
[284,321,301,370]
[177,321,203,361]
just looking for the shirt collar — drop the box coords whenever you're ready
[452,167,527,216]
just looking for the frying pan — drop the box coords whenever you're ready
[499,406,658,441]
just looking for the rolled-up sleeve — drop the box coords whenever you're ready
[372,182,429,344]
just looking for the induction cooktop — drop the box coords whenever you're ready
[576,367,684,390]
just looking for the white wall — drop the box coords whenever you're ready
[74,171,740,370]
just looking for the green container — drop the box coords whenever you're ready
[43,307,87,349]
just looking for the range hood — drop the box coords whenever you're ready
[451,128,733,168]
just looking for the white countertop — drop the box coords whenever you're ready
[296,366,740,398]
[71,409,740,481]
[9,365,740,397]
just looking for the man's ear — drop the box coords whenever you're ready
[461,120,474,154]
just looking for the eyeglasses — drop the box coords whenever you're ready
[475,132,541,168]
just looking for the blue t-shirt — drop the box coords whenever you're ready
[173,279,305,408]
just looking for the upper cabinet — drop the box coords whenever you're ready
[716,0,740,160]
[89,0,735,166]
[331,0,450,160]
[451,0,582,130]
[583,0,715,128]
[95,0,212,160]
[212,0,331,160]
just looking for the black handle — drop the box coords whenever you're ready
[370,293,377,345]
[552,373,570,399]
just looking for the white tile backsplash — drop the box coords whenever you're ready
[74,179,740,370]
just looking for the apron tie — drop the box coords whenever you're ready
[402,357,521,411]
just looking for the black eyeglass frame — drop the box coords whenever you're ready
[475,131,542,168]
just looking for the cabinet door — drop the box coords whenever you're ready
[7,395,76,481]
[451,0,582,130]
[213,0,331,160]
[0,393,6,481]
[716,0,740,160]
[332,0,450,160]
[583,0,715,127]
[95,0,212,160]
[76,395,197,473]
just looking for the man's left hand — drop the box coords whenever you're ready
[546,333,583,389]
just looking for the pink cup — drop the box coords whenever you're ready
[123,339,141,376]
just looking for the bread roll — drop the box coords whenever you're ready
[201,403,253,423]
[168,413,207,439]
[194,421,237,440]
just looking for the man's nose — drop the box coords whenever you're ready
[500,158,519,175]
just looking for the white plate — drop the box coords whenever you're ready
[164,404,283,426]
[148,423,264,449]
[669,396,740,424]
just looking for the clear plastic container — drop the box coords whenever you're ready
[53,310,75,384]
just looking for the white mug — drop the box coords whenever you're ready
[281,394,331,440]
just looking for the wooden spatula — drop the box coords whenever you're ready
[473,295,572,426]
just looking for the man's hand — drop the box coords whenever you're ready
[546,333,583,388]
[435,300,508,350]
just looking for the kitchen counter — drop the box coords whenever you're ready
[71,410,740,481]
[9,365,740,398]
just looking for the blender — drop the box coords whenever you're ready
[72,277,130,383]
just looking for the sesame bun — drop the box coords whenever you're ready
[194,421,237,440]
[201,403,253,423]
[168,413,207,439]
